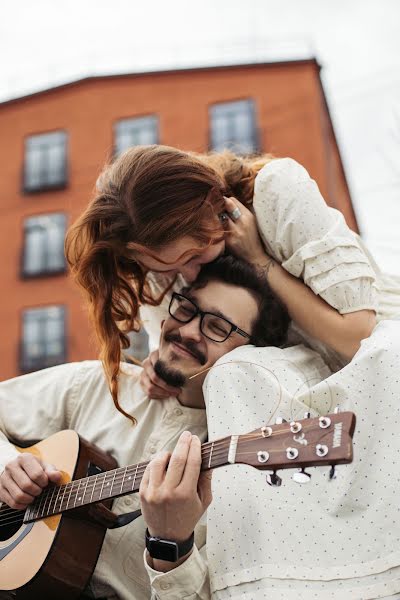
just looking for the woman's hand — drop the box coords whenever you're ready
[140,349,182,400]
[223,196,269,264]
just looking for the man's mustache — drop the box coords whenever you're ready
[164,332,207,365]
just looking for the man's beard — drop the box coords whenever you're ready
[154,359,187,388]
[154,332,207,388]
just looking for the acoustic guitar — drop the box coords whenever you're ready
[0,411,355,599]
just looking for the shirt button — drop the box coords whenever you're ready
[149,446,157,454]
[174,408,183,416]
[159,582,170,590]
[124,497,132,507]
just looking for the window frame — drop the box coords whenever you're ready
[208,98,260,155]
[19,305,68,374]
[113,114,159,156]
[20,212,68,279]
[22,129,69,194]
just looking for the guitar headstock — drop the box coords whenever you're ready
[235,412,355,480]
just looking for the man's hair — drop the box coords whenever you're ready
[189,255,290,347]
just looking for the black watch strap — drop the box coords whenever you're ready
[145,528,194,562]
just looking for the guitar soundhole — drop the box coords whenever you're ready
[0,503,25,541]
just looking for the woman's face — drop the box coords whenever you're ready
[135,237,226,283]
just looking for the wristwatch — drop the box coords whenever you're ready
[145,528,194,562]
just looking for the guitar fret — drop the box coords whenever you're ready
[58,481,68,513]
[98,471,107,501]
[44,487,55,517]
[109,470,117,497]
[34,488,45,519]
[44,486,57,517]
[89,474,98,503]
[73,480,81,507]
[82,476,90,505]
[120,467,127,494]
[124,466,135,491]
[65,480,74,510]
[53,485,62,514]
[132,464,139,491]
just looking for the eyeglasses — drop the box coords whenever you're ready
[168,292,251,343]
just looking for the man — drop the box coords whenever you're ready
[0,255,289,600]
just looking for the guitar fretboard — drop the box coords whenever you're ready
[24,436,232,522]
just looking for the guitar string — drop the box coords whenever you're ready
[0,421,334,521]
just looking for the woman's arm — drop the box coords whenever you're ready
[257,257,376,359]
[224,157,379,358]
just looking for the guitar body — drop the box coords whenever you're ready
[0,430,117,599]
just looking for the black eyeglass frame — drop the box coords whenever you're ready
[168,292,251,343]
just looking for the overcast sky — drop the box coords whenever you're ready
[1,0,400,273]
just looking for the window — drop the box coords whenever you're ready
[24,131,68,192]
[127,328,149,363]
[114,115,159,155]
[209,99,258,154]
[22,213,67,277]
[20,306,66,373]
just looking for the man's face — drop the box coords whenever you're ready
[157,280,259,387]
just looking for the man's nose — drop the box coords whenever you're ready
[179,315,202,341]
[179,264,201,283]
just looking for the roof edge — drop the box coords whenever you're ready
[0,57,320,107]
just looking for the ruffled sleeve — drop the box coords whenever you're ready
[253,158,378,315]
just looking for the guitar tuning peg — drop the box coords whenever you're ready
[329,465,336,480]
[334,406,340,414]
[304,412,311,419]
[292,468,312,484]
[266,471,282,487]
[275,416,287,424]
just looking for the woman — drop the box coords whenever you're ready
[65,144,398,415]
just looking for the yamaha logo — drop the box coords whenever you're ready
[333,422,343,448]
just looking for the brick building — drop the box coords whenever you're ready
[0,58,357,380]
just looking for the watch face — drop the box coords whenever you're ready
[148,538,179,562]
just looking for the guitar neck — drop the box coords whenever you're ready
[24,411,356,523]
[24,437,231,523]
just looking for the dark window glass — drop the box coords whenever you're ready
[22,213,66,277]
[24,131,67,192]
[210,99,258,154]
[20,306,66,373]
[114,115,159,155]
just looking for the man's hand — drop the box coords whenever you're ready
[0,453,62,510]
[139,430,212,545]
[140,349,182,400]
